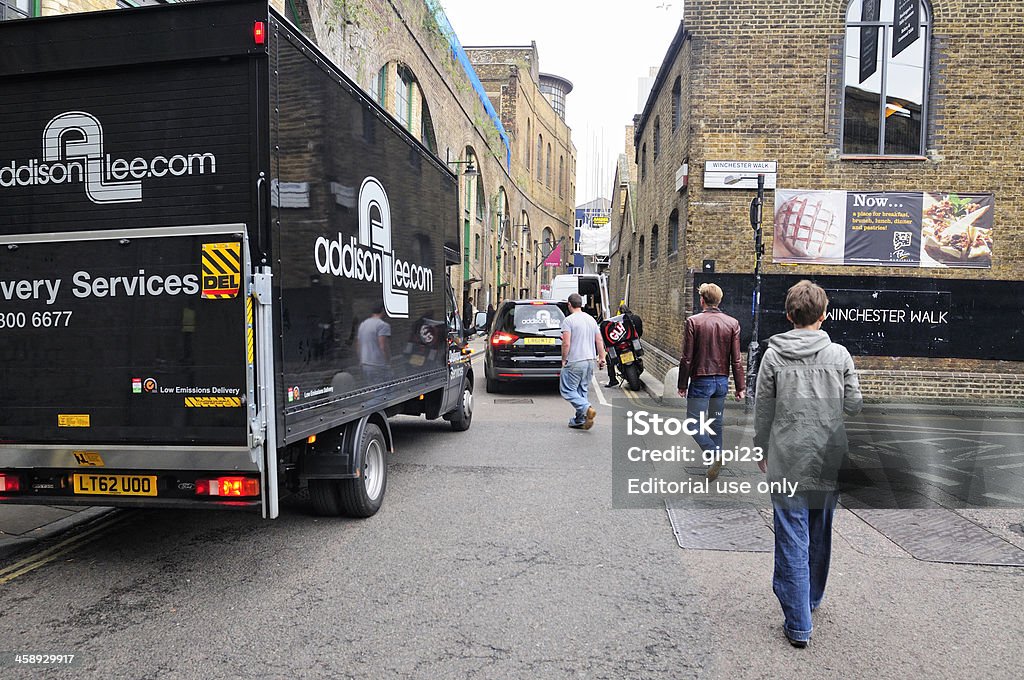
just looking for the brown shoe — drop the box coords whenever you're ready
[582,407,597,430]
[706,457,723,481]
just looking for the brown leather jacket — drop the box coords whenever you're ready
[677,308,746,392]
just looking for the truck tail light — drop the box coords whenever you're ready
[491,331,518,346]
[0,473,20,493]
[195,476,260,498]
[253,21,266,45]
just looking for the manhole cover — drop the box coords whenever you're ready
[666,500,774,552]
[493,398,534,404]
[849,506,1024,566]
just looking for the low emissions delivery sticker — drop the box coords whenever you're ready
[201,242,241,299]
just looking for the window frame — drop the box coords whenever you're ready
[840,1,932,158]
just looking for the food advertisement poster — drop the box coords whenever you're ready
[773,190,994,269]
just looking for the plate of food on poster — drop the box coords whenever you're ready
[920,193,994,268]
[773,190,847,264]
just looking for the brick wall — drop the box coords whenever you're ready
[615,1,1024,403]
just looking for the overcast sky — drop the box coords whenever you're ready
[439,0,684,207]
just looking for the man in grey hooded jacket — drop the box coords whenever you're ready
[754,280,862,648]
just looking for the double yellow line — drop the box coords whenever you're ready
[0,511,130,585]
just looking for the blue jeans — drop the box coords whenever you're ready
[560,360,594,424]
[686,375,728,454]
[771,491,838,642]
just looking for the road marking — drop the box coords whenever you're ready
[0,512,130,585]
[975,452,1024,461]
[995,461,1024,470]
[906,471,960,487]
[591,378,610,407]
[982,492,1024,503]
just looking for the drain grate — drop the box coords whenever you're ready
[666,500,774,552]
[848,506,1024,566]
[493,398,534,404]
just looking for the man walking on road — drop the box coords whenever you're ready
[754,280,862,648]
[676,282,745,479]
[561,293,606,430]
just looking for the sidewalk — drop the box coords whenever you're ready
[0,505,114,559]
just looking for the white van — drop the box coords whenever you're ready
[547,274,613,321]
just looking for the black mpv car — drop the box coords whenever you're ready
[484,300,570,393]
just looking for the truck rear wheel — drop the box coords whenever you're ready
[449,378,474,431]
[309,423,388,518]
[337,423,387,518]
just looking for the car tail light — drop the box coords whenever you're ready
[195,476,260,498]
[253,21,266,45]
[490,331,518,346]
[0,473,20,493]
[529,301,547,305]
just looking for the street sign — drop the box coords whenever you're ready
[704,160,778,190]
[592,216,609,225]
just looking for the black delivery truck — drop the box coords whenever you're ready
[0,0,475,518]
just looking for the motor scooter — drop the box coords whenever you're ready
[600,314,645,391]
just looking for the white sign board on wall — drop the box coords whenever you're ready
[703,160,778,189]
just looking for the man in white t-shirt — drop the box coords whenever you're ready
[560,293,606,429]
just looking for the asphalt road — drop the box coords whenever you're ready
[0,369,1022,679]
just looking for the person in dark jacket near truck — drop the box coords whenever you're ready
[753,280,862,648]
[676,282,746,480]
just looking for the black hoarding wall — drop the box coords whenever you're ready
[688,273,1024,403]
[695,273,1024,362]
[270,20,459,443]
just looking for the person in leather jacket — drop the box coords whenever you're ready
[676,283,746,480]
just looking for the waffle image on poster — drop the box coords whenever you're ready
[920,192,994,269]
[773,190,846,264]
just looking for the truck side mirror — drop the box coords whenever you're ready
[473,311,488,333]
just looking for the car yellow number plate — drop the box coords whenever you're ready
[524,338,556,345]
[620,351,635,364]
[73,474,158,497]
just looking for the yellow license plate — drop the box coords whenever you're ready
[73,473,158,497]
[620,351,634,364]
[409,354,425,366]
[524,338,556,345]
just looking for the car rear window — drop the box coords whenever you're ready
[510,304,566,333]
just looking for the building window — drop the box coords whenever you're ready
[619,255,625,279]
[843,0,930,156]
[641,144,647,181]
[475,180,485,221]
[474,233,480,261]
[536,135,543,181]
[558,156,565,197]
[1,0,34,19]
[638,235,645,270]
[650,225,659,265]
[525,119,532,169]
[371,65,387,105]
[671,76,681,133]
[668,209,679,255]
[626,252,632,276]
[546,144,552,187]
[396,66,414,131]
[653,117,661,162]
[420,100,437,154]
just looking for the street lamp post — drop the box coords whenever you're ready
[725,173,766,408]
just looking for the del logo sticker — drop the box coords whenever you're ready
[201,242,241,299]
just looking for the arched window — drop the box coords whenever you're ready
[653,117,661,162]
[396,65,415,130]
[668,209,679,255]
[671,76,682,133]
[638,235,645,270]
[420,99,437,154]
[843,0,931,156]
[536,135,543,180]
[650,225,659,265]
